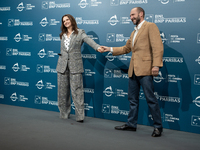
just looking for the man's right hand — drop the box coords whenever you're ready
[99,46,111,53]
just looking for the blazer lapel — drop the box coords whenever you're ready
[131,30,136,47]
[68,32,77,51]
[133,21,147,46]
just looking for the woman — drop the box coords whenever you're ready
[56,14,102,123]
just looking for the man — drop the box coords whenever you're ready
[100,7,164,137]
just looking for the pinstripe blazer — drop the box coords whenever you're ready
[56,29,100,74]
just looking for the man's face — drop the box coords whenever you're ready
[130,8,141,26]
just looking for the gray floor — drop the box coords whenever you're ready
[0,104,200,150]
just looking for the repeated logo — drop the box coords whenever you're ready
[87,34,99,41]
[191,115,200,127]
[84,88,94,94]
[195,56,200,64]
[6,48,31,56]
[108,15,119,26]
[167,74,182,83]
[158,0,185,4]
[78,0,89,8]
[40,17,60,27]
[193,96,200,108]
[149,112,179,123]
[41,1,70,9]
[84,69,96,77]
[71,102,93,111]
[36,64,56,73]
[38,33,60,42]
[8,19,33,27]
[38,49,57,58]
[82,54,96,59]
[194,74,200,85]
[0,65,6,70]
[154,72,182,83]
[155,14,186,23]
[0,94,4,99]
[160,32,168,43]
[10,92,28,102]
[110,0,148,6]
[113,69,128,78]
[154,92,181,103]
[0,36,8,41]
[104,69,128,79]
[103,86,114,97]
[14,33,32,42]
[106,33,129,42]
[78,0,102,8]
[163,57,184,63]
[76,17,99,25]
[102,104,129,116]
[105,52,116,61]
[12,63,30,72]
[4,77,29,87]
[102,104,110,113]
[0,7,11,11]
[169,34,185,43]
[35,95,57,106]
[197,33,200,44]
[158,0,170,4]
[164,113,179,122]
[105,52,131,62]
[103,86,128,97]
[35,80,56,89]
[110,105,129,116]
[16,2,35,11]
[154,71,165,83]
[145,14,154,22]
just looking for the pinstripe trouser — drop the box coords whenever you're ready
[57,67,84,121]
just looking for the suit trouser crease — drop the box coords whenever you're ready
[57,67,84,121]
[127,75,162,129]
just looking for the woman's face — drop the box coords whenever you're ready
[63,16,72,29]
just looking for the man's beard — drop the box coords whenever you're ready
[133,15,141,26]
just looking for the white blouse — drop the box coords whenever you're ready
[63,31,74,51]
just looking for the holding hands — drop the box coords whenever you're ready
[97,46,111,53]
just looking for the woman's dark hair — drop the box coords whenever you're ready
[59,14,78,39]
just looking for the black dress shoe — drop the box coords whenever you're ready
[115,124,136,131]
[151,128,163,137]
[77,120,84,123]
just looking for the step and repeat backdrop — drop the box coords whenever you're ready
[0,0,200,134]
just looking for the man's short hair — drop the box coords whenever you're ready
[136,7,145,18]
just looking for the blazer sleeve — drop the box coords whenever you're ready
[148,23,164,67]
[80,29,100,51]
[112,32,134,56]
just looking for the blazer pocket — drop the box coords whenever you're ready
[142,57,152,61]
[73,52,82,60]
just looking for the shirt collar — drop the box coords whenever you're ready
[134,20,145,31]
[64,30,74,39]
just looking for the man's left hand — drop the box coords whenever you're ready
[152,67,159,76]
